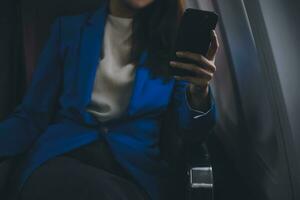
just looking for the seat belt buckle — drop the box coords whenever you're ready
[188,167,213,189]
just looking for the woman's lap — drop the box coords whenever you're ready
[19,156,149,200]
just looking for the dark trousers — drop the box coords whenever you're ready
[1,139,150,200]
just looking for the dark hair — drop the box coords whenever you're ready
[130,0,185,82]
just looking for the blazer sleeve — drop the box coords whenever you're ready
[162,79,216,144]
[0,17,63,157]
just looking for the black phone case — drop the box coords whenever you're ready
[169,9,218,77]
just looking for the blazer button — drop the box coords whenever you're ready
[102,127,109,134]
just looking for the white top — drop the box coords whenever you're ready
[86,14,135,122]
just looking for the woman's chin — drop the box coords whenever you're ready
[125,0,154,10]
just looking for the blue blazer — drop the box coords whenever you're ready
[0,1,216,199]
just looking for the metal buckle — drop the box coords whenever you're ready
[189,167,213,189]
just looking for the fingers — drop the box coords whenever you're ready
[170,61,213,81]
[206,30,219,61]
[172,31,219,87]
[175,52,216,73]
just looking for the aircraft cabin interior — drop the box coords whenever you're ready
[0,0,299,200]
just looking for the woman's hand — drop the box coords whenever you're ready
[169,30,219,111]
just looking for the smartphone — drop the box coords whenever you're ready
[169,9,219,77]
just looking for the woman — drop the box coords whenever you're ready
[0,0,219,199]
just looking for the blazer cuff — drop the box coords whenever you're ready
[184,84,214,119]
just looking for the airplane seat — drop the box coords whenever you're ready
[0,1,214,200]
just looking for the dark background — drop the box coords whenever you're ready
[0,0,25,120]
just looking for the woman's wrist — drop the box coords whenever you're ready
[187,84,210,111]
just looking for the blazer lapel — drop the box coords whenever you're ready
[75,0,149,124]
[76,1,108,109]
[121,51,149,118]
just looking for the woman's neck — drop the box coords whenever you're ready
[109,0,136,18]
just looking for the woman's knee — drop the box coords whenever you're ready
[19,156,148,200]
